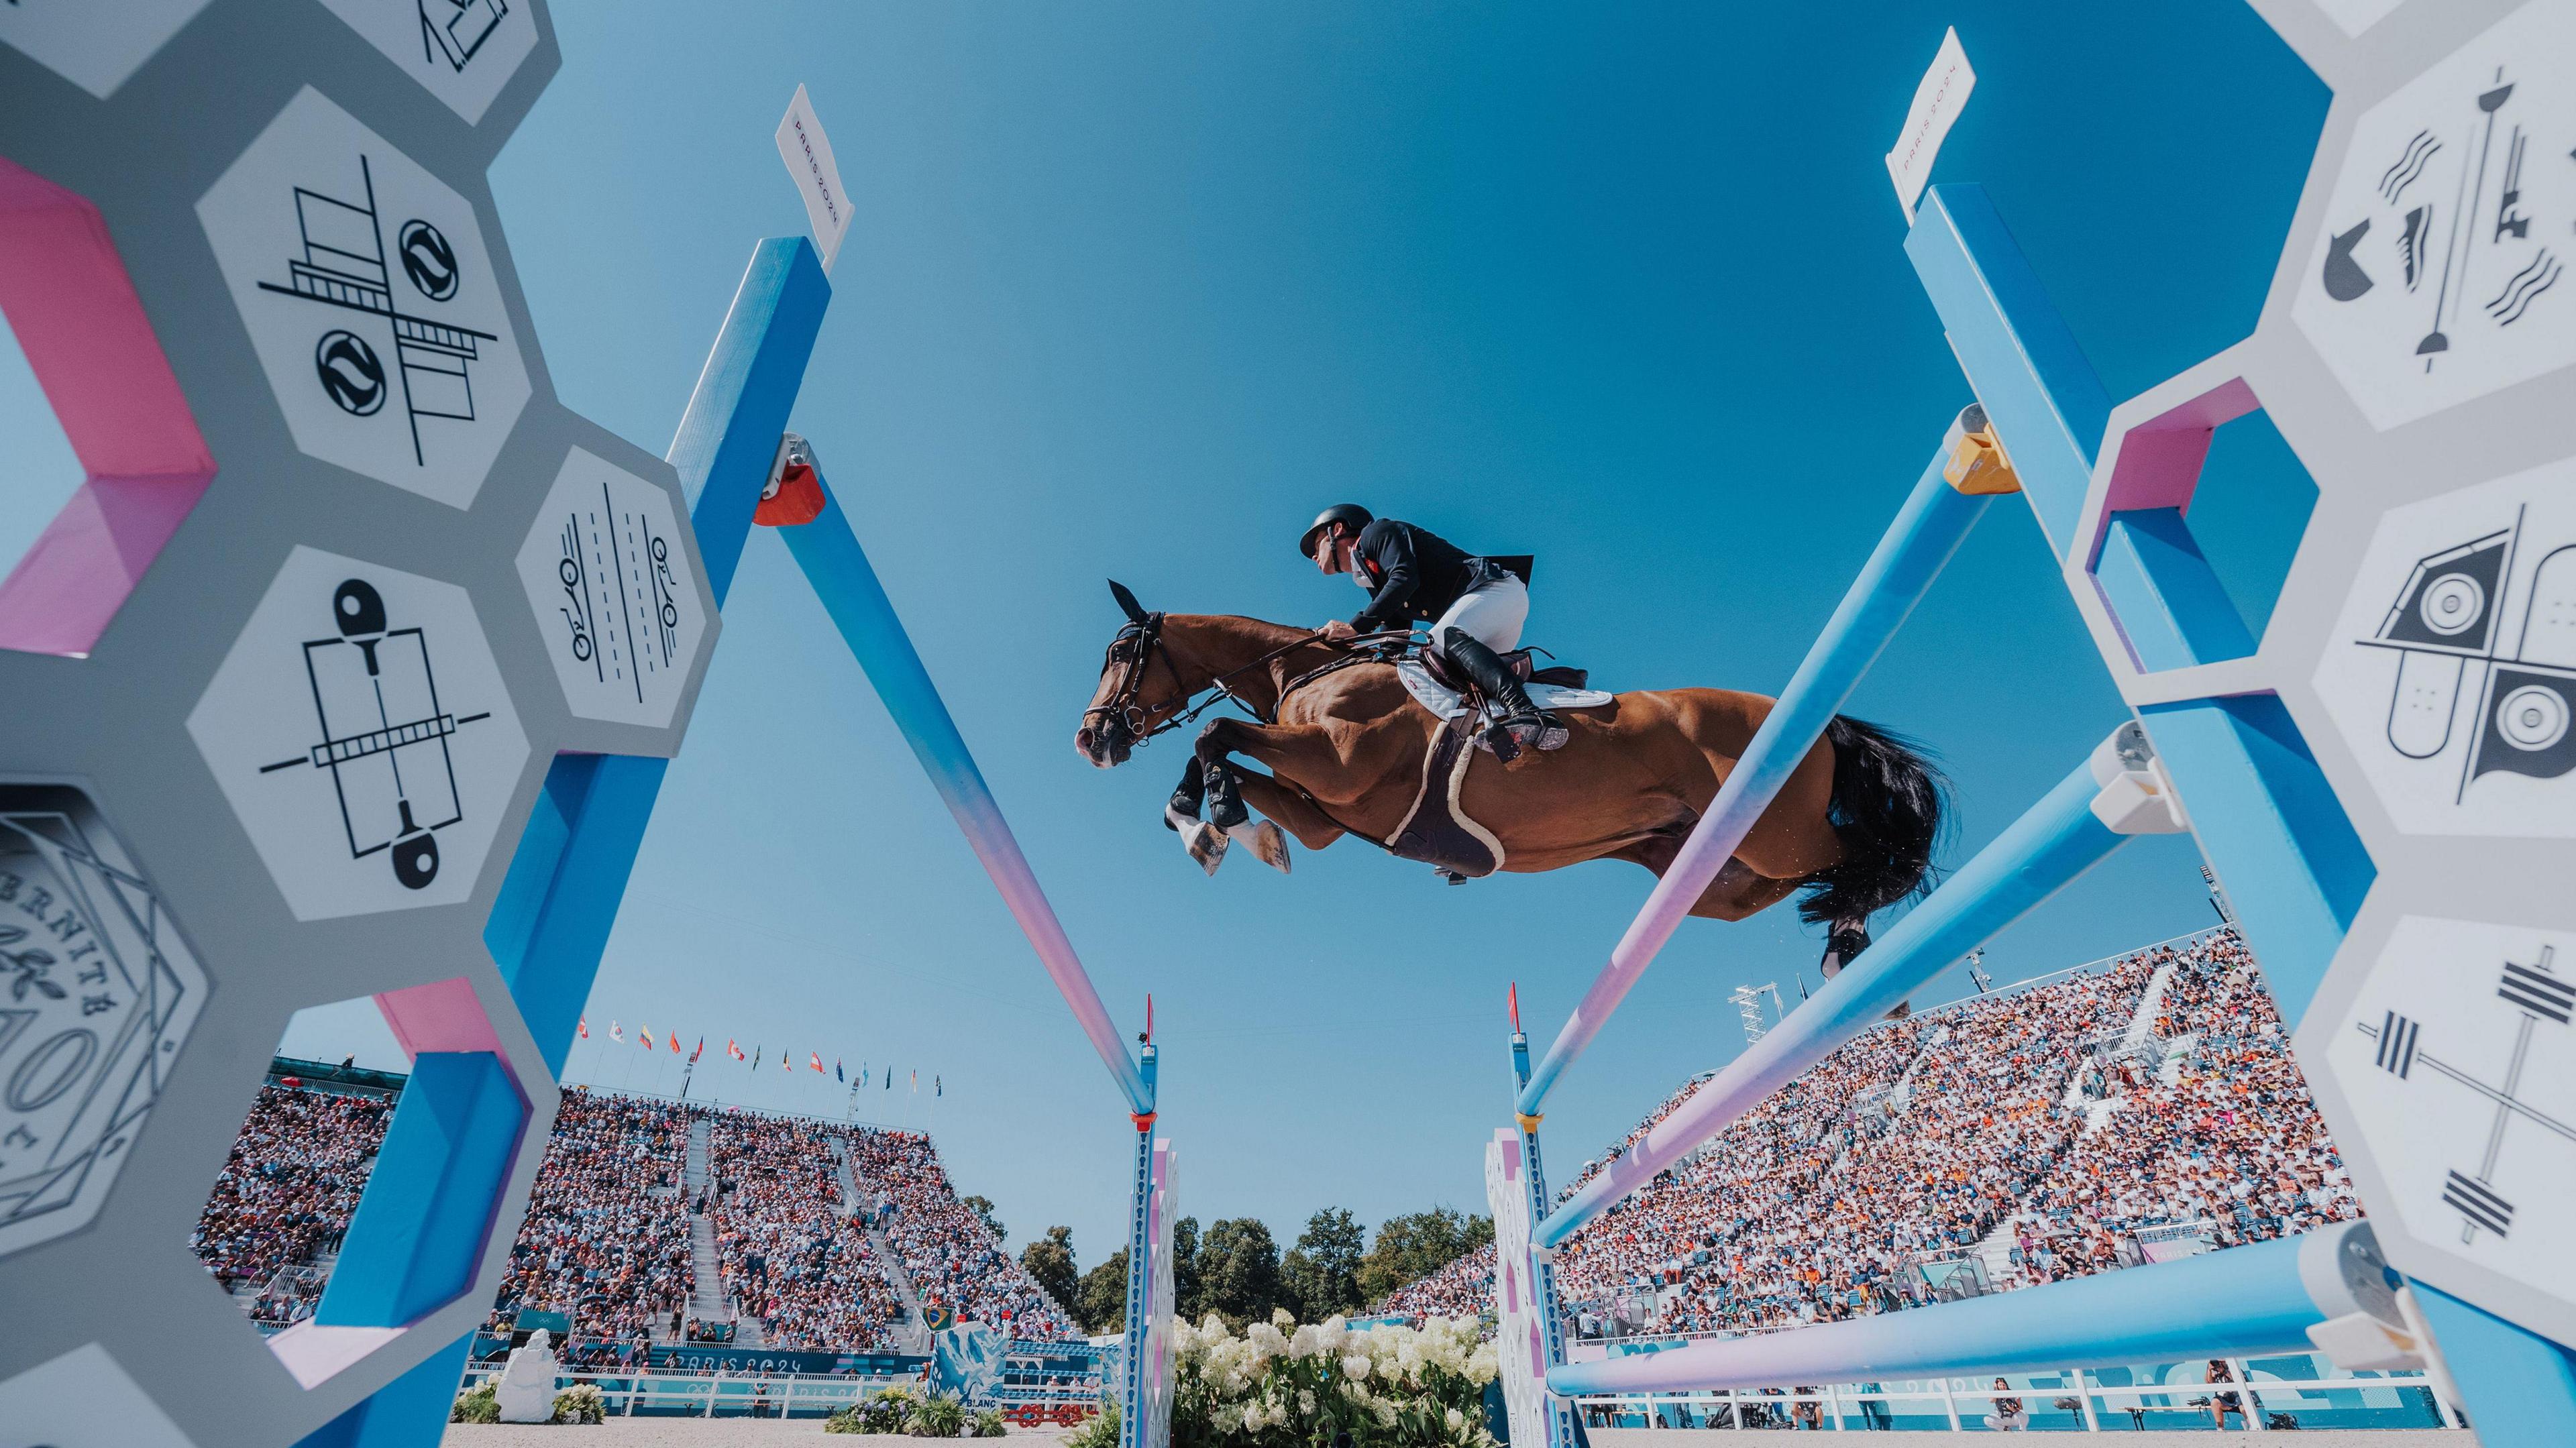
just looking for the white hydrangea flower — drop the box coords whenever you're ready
[1289,1324,1323,1359]
[1299,1390,1317,1415]
[1341,1354,1373,1382]
[1273,1306,1295,1329]
[1448,1408,1467,1431]
[1375,1402,1400,1428]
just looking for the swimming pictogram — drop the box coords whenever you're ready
[2355,942,2574,1245]
[254,579,494,891]
[256,156,494,467]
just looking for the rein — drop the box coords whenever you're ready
[1085,616,1411,748]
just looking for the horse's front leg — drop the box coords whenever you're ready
[1186,718,1329,875]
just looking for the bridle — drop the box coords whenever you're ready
[1083,612,1409,748]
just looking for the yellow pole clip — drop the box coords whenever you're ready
[1944,424,2022,496]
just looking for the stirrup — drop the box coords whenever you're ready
[1502,710,1568,753]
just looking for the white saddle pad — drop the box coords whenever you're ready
[1395,660,1615,723]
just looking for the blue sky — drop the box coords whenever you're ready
[87,1,2331,1270]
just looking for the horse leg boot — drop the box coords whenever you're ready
[1441,627,1566,757]
[1199,761,1291,875]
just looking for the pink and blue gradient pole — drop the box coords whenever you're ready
[1515,419,1998,1120]
[773,477,1152,1115]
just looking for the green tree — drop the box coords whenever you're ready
[1281,1207,1366,1321]
[961,1194,1006,1245]
[1195,1217,1286,1328]
[1171,1216,1202,1323]
[1077,1247,1128,1335]
[1020,1225,1079,1315]
[1356,1206,1493,1305]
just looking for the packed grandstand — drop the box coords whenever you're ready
[190,928,2355,1353]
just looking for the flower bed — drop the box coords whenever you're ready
[1171,1312,1497,1448]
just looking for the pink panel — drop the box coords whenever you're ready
[0,155,215,657]
[2093,376,2261,564]
[375,977,511,1076]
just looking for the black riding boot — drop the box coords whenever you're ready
[1441,628,1567,758]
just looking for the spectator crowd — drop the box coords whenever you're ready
[486,1093,697,1345]
[849,1127,1080,1339]
[1533,932,2363,1339]
[706,1111,906,1349]
[192,1083,392,1326]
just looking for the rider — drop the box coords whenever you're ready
[1298,504,1567,754]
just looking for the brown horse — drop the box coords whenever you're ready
[1075,583,1945,928]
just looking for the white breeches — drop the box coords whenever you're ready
[1434,573,1527,653]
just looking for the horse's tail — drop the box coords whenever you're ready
[1799,716,1949,927]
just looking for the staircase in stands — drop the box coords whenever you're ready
[683,1115,751,1346]
[837,1131,933,1353]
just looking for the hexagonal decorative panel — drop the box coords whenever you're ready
[1,4,719,1440]
[0,0,218,100]
[196,87,531,510]
[186,546,530,920]
[2291,1,2576,431]
[0,784,205,1259]
[320,0,543,125]
[2313,913,2576,1345]
[2311,457,2576,837]
[515,447,707,728]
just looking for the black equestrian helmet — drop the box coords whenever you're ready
[1299,503,1373,559]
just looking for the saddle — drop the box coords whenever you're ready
[1379,645,1591,885]
[1415,645,1590,698]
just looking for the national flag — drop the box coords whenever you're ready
[609,1019,623,1042]
[578,1016,590,1040]
[910,1069,917,1093]
[810,1052,824,1074]
[752,1046,763,1070]
[835,1059,845,1083]
[728,1039,745,1061]
[935,1075,942,1097]
[669,1030,680,1054]
[780,1047,790,1071]
[640,1024,655,1051]
[690,1038,704,1063]
[885,1068,892,1091]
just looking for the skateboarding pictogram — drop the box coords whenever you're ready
[2315,463,2576,838]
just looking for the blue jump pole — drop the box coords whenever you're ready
[1536,729,2184,1251]
[768,473,1152,1115]
[1547,1224,2387,1396]
[1514,409,2014,1120]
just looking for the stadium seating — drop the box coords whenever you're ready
[1533,932,2363,1339]
[191,1082,392,1328]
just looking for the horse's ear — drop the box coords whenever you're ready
[1108,579,1150,625]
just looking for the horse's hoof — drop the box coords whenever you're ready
[1181,820,1228,875]
[1163,803,1200,835]
[1229,819,1291,874]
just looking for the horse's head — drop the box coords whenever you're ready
[1076,581,1193,768]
